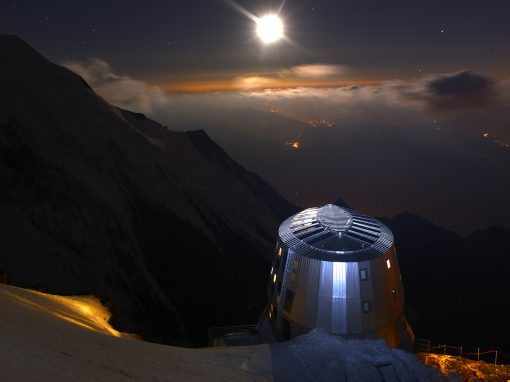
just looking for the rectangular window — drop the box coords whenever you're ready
[285,290,295,314]
[386,259,391,269]
[278,247,282,256]
[360,268,368,281]
[362,300,372,313]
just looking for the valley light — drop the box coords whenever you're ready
[256,15,284,44]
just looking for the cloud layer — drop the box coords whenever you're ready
[63,59,509,141]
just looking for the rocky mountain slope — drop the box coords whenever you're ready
[0,34,298,345]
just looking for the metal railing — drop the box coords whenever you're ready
[414,337,510,366]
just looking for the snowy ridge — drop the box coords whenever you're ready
[0,283,448,382]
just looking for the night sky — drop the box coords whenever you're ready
[2,0,510,233]
[2,0,510,91]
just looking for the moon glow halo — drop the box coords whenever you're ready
[256,15,284,44]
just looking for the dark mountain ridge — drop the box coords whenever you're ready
[380,211,510,352]
[0,34,298,345]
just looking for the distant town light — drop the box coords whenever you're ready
[284,141,301,150]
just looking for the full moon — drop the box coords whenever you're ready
[256,15,284,44]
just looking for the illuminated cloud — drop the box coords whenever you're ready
[232,64,348,89]
[62,58,169,113]
[233,74,279,90]
[63,58,509,141]
[280,64,347,79]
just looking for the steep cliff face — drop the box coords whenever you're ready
[0,34,298,345]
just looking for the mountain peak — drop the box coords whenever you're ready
[0,34,94,94]
[0,34,50,67]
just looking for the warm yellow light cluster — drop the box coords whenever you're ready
[48,294,122,337]
[5,287,129,338]
[284,141,301,150]
[418,353,510,381]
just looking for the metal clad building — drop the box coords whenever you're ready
[266,204,412,347]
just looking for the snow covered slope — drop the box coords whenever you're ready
[0,34,297,345]
[0,283,447,382]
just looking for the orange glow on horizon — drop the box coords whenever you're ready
[145,70,510,94]
[158,77,380,93]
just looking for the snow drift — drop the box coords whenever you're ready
[0,283,447,382]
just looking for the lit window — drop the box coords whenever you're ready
[360,268,368,281]
[386,259,391,269]
[273,274,277,283]
[291,272,297,282]
[270,267,274,275]
[362,300,372,313]
[278,247,282,256]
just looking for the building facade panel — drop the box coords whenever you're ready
[265,204,413,348]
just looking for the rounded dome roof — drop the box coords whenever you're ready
[279,204,394,262]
